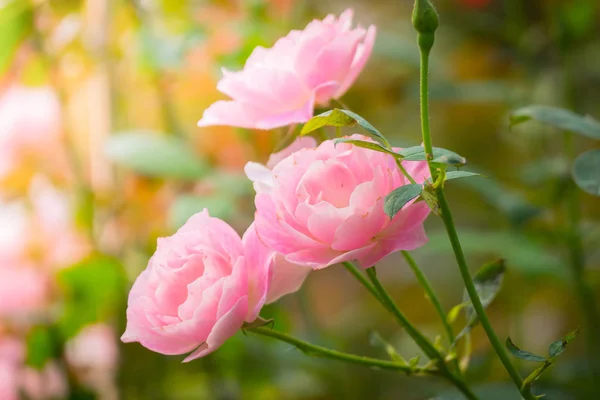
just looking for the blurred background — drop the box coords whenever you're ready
[1,0,599,399]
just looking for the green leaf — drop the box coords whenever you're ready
[25,328,58,369]
[426,171,482,185]
[445,171,482,181]
[397,146,467,166]
[548,327,580,358]
[333,138,397,156]
[506,337,547,362]
[369,332,408,365]
[454,260,506,344]
[300,109,387,145]
[457,175,541,225]
[384,184,423,219]
[420,230,566,278]
[572,149,600,196]
[169,194,235,230]
[57,255,126,339]
[0,1,33,76]
[510,105,600,140]
[242,316,274,331]
[106,131,208,180]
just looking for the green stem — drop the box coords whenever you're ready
[401,251,455,346]
[365,267,441,362]
[342,262,383,302]
[416,30,535,400]
[396,159,418,184]
[436,190,535,399]
[249,326,435,375]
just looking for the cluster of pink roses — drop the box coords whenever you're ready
[123,9,432,361]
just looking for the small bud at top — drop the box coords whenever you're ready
[412,0,439,34]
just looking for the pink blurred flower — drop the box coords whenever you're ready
[0,336,24,400]
[0,266,48,318]
[21,362,68,400]
[66,324,118,370]
[251,135,431,269]
[122,210,272,361]
[0,84,62,178]
[197,9,376,130]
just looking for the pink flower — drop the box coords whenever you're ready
[251,135,432,269]
[197,9,376,130]
[0,84,62,178]
[66,324,118,371]
[122,210,307,361]
[0,265,48,318]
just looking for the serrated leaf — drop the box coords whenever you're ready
[333,138,396,155]
[106,131,208,180]
[509,105,600,140]
[384,184,423,218]
[300,109,387,145]
[572,149,600,196]
[506,337,547,362]
[369,332,408,365]
[397,146,467,166]
[548,327,580,358]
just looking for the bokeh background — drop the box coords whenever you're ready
[1,0,599,399]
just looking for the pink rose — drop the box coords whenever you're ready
[122,210,307,361]
[252,135,432,269]
[66,324,118,370]
[197,9,376,130]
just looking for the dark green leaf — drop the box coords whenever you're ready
[457,174,541,225]
[398,146,467,166]
[572,149,600,196]
[169,194,235,230]
[384,184,423,218]
[445,171,482,181]
[510,105,600,140]
[333,138,396,156]
[454,260,506,344]
[506,337,547,362]
[420,230,566,278]
[57,255,126,339]
[25,328,57,369]
[548,327,580,358]
[106,131,208,180]
[242,316,274,331]
[300,109,387,145]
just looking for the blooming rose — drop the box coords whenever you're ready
[251,135,432,269]
[121,210,308,361]
[197,9,376,130]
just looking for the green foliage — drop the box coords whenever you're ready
[369,332,408,365]
[510,105,600,140]
[57,255,126,339]
[397,146,467,166]
[572,149,600,196]
[453,260,505,344]
[505,337,547,362]
[106,131,208,180]
[332,138,396,156]
[25,327,59,370]
[548,327,580,358]
[0,0,32,76]
[300,109,387,146]
[169,194,235,230]
[384,184,423,218]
